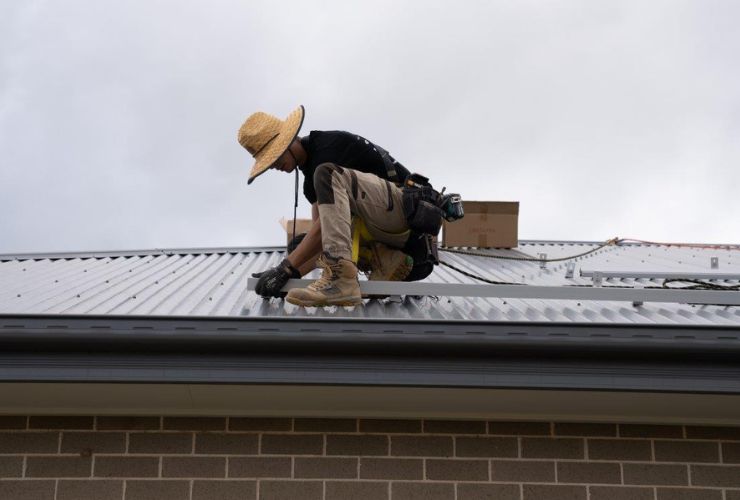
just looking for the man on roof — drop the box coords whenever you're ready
[238,105,434,307]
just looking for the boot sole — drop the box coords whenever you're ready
[286,295,363,307]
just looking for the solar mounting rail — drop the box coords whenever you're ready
[246,278,740,306]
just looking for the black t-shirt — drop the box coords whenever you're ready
[298,131,411,204]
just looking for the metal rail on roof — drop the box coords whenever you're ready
[581,270,740,281]
[245,279,740,306]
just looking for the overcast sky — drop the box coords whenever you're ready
[1,0,738,254]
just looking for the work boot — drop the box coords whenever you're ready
[286,252,362,307]
[367,242,413,281]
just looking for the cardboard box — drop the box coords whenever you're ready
[442,201,519,248]
[279,217,313,245]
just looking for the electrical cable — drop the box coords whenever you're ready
[438,260,525,285]
[439,237,620,262]
[618,238,740,251]
[437,237,619,285]
[661,278,740,291]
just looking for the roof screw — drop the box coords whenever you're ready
[711,257,719,269]
[16,294,21,298]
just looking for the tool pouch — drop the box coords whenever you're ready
[402,184,444,236]
[402,232,439,282]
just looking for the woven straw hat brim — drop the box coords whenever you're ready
[247,105,305,185]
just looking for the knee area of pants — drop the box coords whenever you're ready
[313,163,339,185]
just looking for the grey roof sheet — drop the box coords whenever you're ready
[1,241,739,325]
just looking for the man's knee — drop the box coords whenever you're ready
[314,163,345,205]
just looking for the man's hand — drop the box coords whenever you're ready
[252,259,301,298]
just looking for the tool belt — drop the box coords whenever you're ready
[401,174,445,236]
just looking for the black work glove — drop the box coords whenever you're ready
[252,259,301,298]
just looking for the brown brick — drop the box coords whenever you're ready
[0,416,27,429]
[294,418,356,432]
[0,432,59,453]
[686,426,740,440]
[0,480,55,500]
[192,480,256,500]
[588,438,652,461]
[623,463,688,485]
[557,462,621,484]
[521,437,584,459]
[391,436,452,457]
[261,434,323,455]
[491,459,555,482]
[259,480,323,500]
[360,419,421,433]
[523,484,587,500]
[326,434,387,456]
[690,464,740,487]
[129,432,193,454]
[654,440,719,463]
[0,456,23,477]
[163,417,225,431]
[723,442,740,463]
[26,456,92,478]
[97,417,160,430]
[427,459,488,481]
[489,421,551,436]
[656,488,723,500]
[229,418,291,432]
[58,480,123,500]
[392,482,454,500]
[229,457,292,478]
[326,481,388,500]
[295,457,357,478]
[620,424,683,438]
[195,433,258,455]
[424,420,486,434]
[360,458,423,480]
[589,486,654,500]
[456,436,517,458]
[125,480,189,500]
[61,432,126,454]
[94,457,159,478]
[555,423,617,437]
[162,457,225,478]
[29,416,93,430]
[456,483,520,500]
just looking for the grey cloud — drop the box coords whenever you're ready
[1,0,738,254]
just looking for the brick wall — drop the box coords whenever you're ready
[1,416,740,500]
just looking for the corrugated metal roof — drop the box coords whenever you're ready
[1,241,739,325]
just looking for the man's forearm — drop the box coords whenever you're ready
[287,218,322,274]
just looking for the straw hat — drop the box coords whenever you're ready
[237,105,305,184]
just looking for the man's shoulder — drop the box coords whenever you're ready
[307,130,356,145]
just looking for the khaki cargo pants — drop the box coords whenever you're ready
[314,163,409,261]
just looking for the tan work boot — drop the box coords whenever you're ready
[367,242,413,281]
[286,252,362,307]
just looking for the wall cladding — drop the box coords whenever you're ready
[1,416,740,499]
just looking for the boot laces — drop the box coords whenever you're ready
[309,256,343,291]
